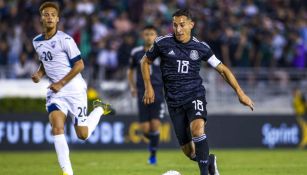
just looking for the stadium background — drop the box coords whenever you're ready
[0,0,307,174]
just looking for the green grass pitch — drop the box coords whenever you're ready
[0,149,306,175]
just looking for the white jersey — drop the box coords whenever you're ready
[32,31,87,96]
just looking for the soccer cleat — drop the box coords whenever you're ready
[62,172,69,175]
[208,154,220,175]
[93,99,115,115]
[148,155,157,165]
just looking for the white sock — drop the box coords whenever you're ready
[86,107,104,139]
[54,134,73,175]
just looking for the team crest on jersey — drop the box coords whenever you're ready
[51,41,56,48]
[190,50,199,60]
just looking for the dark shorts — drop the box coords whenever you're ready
[167,96,207,146]
[137,92,165,123]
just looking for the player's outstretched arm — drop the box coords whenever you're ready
[48,59,84,93]
[31,62,45,83]
[127,68,137,97]
[215,63,254,111]
[140,56,155,105]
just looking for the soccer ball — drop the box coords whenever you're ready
[162,170,181,175]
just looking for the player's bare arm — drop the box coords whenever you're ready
[140,56,155,105]
[215,63,255,111]
[48,59,84,93]
[127,68,137,97]
[31,62,45,83]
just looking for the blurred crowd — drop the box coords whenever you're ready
[0,0,307,81]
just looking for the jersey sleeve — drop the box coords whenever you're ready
[32,40,42,61]
[32,40,39,53]
[129,51,137,69]
[62,36,82,65]
[145,41,160,62]
[32,41,36,51]
[201,42,221,68]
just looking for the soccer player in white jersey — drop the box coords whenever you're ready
[31,2,114,175]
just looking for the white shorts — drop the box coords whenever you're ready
[46,90,88,126]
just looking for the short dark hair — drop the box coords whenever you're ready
[39,1,60,15]
[172,9,193,20]
[143,25,158,32]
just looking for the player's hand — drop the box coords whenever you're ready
[143,86,155,105]
[48,81,64,93]
[130,87,137,97]
[238,93,255,111]
[31,72,41,83]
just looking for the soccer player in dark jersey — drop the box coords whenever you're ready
[141,9,254,175]
[127,25,165,165]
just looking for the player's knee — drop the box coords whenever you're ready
[191,128,204,137]
[191,121,205,137]
[76,132,88,141]
[190,120,205,137]
[52,127,64,135]
[140,123,150,134]
[150,119,161,131]
[151,124,160,132]
[141,127,150,135]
